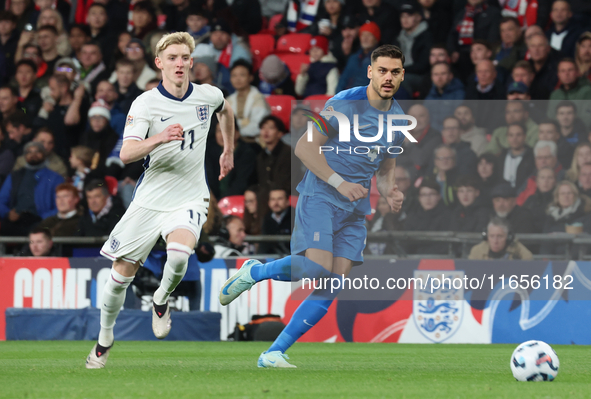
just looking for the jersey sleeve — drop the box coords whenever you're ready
[210,85,225,113]
[123,97,152,141]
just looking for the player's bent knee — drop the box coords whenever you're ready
[166,242,192,271]
[112,259,140,278]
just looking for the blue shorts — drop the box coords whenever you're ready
[291,195,367,265]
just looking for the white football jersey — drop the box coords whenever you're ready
[123,82,224,211]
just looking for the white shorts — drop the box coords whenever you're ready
[100,201,207,265]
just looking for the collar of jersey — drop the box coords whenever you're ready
[157,81,193,102]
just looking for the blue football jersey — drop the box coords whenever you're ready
[296,85,407,215]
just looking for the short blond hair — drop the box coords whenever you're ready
[155,32,195,57]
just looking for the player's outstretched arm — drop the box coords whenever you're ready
[376,157,404,212]
[295,126,368,202]
[119,123,184,164]
[216,99,235,180]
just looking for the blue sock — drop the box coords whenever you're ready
[250,255,332,282]
[266,276,343,354]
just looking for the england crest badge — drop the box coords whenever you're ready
[196,105,209,122]
[412,270,463,343]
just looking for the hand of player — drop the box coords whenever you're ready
[337,182,368,202]
[159,124,184,144]
[387,185,404,213]
[8,209,20,222]
[219,151,234,180]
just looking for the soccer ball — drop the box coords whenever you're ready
[510,340,560,381]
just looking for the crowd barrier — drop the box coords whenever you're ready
[3,257,591,344]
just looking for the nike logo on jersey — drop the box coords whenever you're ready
[161,116,173,122]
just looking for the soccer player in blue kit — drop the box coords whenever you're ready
[220,44,407,368]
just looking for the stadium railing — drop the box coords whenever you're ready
[0,232,586,260]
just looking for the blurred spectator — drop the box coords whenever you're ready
[213,215,247,257]
[523,167,557,228]
[366,196,400,255]
[228,60,271,139]
[486,101,538,155]
[575,32,591,81]
[449,175,490,233]
[86,4,114,67]
[0,141,63,236]
[69,145,93,194]
[108,31,131,71]
[197,20,252,68]
[465,60,505,100]
[53,57,80,91]
[164,0,193,33]
[399,104,441,175]
[546,0,584,58]
[356,0,399,45]
[33,25,60,77]
[439,116,477,177]
[284,106,307,147]
[454,104,487,156]
[566,142,591,182]
[528,33,560,100]
[15,59,42,116]
[259,187,294,255]
[309,0,345,39]
[230,0,263,35]
[418,0,453,43]
[77,179,124,236]
[495,16,526,71]
[336,22,379,93]
[469,39,493,72]
[395,165,419,220]
[506,82,545,122]
[68,24,91,62]
[517,140,565,204]
[13,128,67,178]
[21,44,50,89]
[144,78,159,92]
[331,14,361,71]
[490,182,536,233]
[468,217,532,260]
[0,11,19,80]
[79,100,119,171]
[18,227,58,256]
[258,54,296,96]
[430,144,458,206]
[0,85,20,123]
[475,152,502,205]
[206,121,256,199]
[424,62,465,131]
[577,162,591,197]
[548,59,591,126]
[36,9,70,57]
[511,60,536,97]
[260,0,289,18]
[192,55,223,91]
[4,111,32,158]
[256,115,291,196]
[78,42,109,92]
[115,38,156,91]
[99,0,131,35]
[500,123,535,189]
[185,8,210,42]
[37,183,82,236]
[29,0,70,29]
[131,1,158,48]
[0,128,15,185]
[295,35,339,97]
[9,0,32,34]
[112,59,143,114]
[538,118,573,170]
[553,100,587,147]
[417,43,455,99]
[403,178,450,254]
[94,80,125,135]
[396,1,432,92]
[243,185,262,236]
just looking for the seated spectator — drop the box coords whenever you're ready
[468,217,532,260]
[403,178,450,254]
[164,0,193,33]
[130,1,159,49]
[77,41,109,93]
[417,44,456,99]
[258,54,295,96]
[331,15,361,71]
[15,59,42,117]
[517,140,566,204]
[79,100,119,172]
[259,187,294,255]
[430,144,458,207]
[295,36,339,97]
[356,0,399,45]
[475,152,502,205]
[552,100,588,148]
[0,11,19,79]
[336,22,380,93]
[227,60,271,140]
[69,145,93,195]
[399,104,441,176]
[213,215,247,257]
[256,115,291,198]
[366,196,401,255]
[198,19,252,68]
[69,24,91,63]
[510,60,536,98]
[546,0,584,58]
[18,227,59,256]
[394,165,419,220]
[94,79,126,135]
[575,32,591,82]
[37,183,82,236]
[505,82,545,123]
[4,110,32,157]
[396,1,432,92]
[565,142,591,182]
[20,44,51,90]
[112,59,144,114]
[486,101,538,155]
[243,185,262,236]
[438,116,477,177]
[538,118,573,169]
[111,38,156,91]
[449,175,490,233]
[34,25,61,77]
[523,167,557,230]
[490,182,536,233]
[185,7,209,41]
[454,105,487,156]
[500,123,535,188]
[424,62,465,131]
[285,106,307,147]
[574,162,591,199]
[465,60,506,101]
[13,128,67,178]
[495,17,526,71]
[77,179,124,236]
[0,85,20,124]
[36,8,70,57]
[418,0,453,43]
[0,141,64,236]
[528,33,560,100]
[549,59,591,116]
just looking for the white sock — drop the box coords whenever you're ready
[153,243,191,306]
[98,269,134,347]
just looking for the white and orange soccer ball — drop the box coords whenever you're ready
[510,340,560,381]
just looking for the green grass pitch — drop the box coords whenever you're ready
[1,341,590,398]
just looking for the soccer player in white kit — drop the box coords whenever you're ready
[86,32,235,369]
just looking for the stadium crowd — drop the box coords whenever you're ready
[0,0,591,259]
